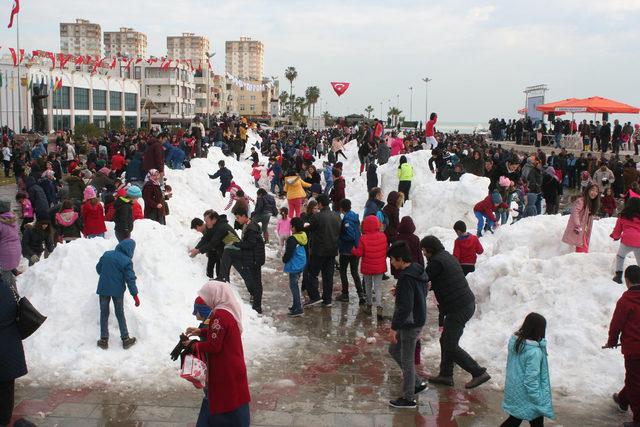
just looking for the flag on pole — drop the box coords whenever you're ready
[161,59,172,70]
[18,48,24,64]
[28,75,32,90]
[7,0,19,29]
[49,77,54,92]
[9,47,17,66]
[46,52,56,70]
[55,77,63,91]
[109,57,116,69]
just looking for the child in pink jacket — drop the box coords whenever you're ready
[276,207,291,255]
[611,198,640,283]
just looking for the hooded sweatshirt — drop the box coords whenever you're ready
[391,262,428,331]
[351,215,388,275]
[55,209,82,239]
[96,239,138,297]
[607,285,640,358]
[396,217,424,266]
[453,232,484,265]
[284,175,312,200]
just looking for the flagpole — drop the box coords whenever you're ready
[4,72,8,128]
[16,12,22,131]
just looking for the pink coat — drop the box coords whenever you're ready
[276,217,291,236]
[391,138,404,156]
[611,217,640,248]
[562,197,594,247]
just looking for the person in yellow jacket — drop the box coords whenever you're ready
[284,172,312,218]
[397,155,414,200]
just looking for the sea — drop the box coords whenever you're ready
[436,121,488,133]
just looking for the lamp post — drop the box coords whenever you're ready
[205,52,216,129]
[422,77,432,122]
[408,86,413,121]
[380,101,383,119]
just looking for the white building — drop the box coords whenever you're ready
[138,62,195,124]
[0,59,140,132]
[225,37,264,80]
[104,27,147,58]
[60,19,102,58]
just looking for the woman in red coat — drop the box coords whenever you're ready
[80,186,107,238]
[352,215,388,319]
[330,169,346,212]
[142,169,166,225]
[187,281,250,427]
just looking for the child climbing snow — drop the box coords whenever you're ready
[611,198,640,284]
[452,220,484,275]
[473,193,501,237]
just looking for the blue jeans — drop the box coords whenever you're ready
[289,272,302,312]
[554,133,562,148]
[270,177,282,194]
[474,211,494,235]
[324,182,333,195]
[99,295,129,340]
[499,211,509,225]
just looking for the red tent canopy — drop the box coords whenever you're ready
[537,97,639,114]
[535,98,579,114]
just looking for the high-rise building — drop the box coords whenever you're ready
[104,27,147,58]
[166,32,209,67]
[225,37,264,80]
[60,19,102,57]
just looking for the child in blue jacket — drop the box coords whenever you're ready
[501,312,555,426]
[96,238,139,350]
[282,217,308,317]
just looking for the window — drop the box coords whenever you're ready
[134,66,141,80]
[74,88,89,110]
[250,104,256,112]
[125,93,137,111]
[250,95,256,101]
[75,115,90,125]
[93,89,106,110]
[110,91,122,110]
[125,116,137,129]
[52,87,70,109]
[52,115,70,131]
[93,115,107,128]
[239,105,245,111]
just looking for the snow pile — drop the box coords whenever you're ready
[19,130,291,390]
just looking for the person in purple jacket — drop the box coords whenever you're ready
[0,198,21,292]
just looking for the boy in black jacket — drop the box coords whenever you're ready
[387,241,428,409]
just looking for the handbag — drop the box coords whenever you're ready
[10,283,47,340]
[180,347,207,389]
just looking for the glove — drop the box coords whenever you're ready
[30,255,40,264]
[208,174,215,179]
[133,295,140,307]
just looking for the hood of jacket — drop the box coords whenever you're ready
[387,191,401,206]
[293,231,308,246]
[622,285,640,304]
[55,209,79,226]
[509,335,548,353]
[285,176,300,185]
[397,216,416,235]
[362,215,381,234]
[0,212,17,225]
[116,239,136,258]
[400,262,428,282]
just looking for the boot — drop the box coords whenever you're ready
[465,371,491,389]
[358,295,366,306]
[363,304,372,315]
[122,336,137,349]
[376,306,385,321]
[263,232,269,244]
[613,271,623,284]
[427,375,454,386]
[613,392,629,412]
[97,338,108,350]
[335,293,349,303]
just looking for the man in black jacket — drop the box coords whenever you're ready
[304,194,341,307]
[252,188,277,243]
[420,236,490,389]
[189,210,238,279]
[387,241,428,409]
[208,160,233,196]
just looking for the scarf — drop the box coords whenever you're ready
[197,281,243,333]
[145,169,160,185]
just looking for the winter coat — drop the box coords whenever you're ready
[474,195,498,223]
[276,217,291,237]
[397,163,414,181]
[0,277,27,382]
[238,221,265,266]
[142,140,164,173]
[81,201,107,236]
[113,197,134,235]
[426,250,475,315]
[377,142,390,165]
[561,197,594,248]
[338,210,361,255]
[212,167,233,193]
[64,175,86,202]
[307,206,341,257]
[26,176,49,220]
[391,138,404,156]
[601,195,617,216]
[607,285,640,358]
[330,176,346,208]
[125,152,144,181]
[193,309,251,415]
[351,215,388,275]
[367,163,378,191]
[453,233,484,265]
[111,153,126,171]
[284,175,311,200]
[253,194,277,217]
[283,232,308,273]
[90,172,115,194]
[593,167,614,190]
[55,209,83,240]
[363,198,385,218]
[502,336,555,422]
[96,239,138,297]
[396,217,423,266]
[541,174,561,207]
[383,191,402,242]
[611,216,640,247]
[142,182,165,222]
[391,262,428,331]
[21,224,54,259]
[197,216,239,257]
[0,212,21,271]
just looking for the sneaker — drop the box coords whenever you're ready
[287,309,304,317]
[97,338,108,350]
[427,375,454,386]
[465,371,491,389]
[335,294,349,302]
[253,306,263,314]
[122,337,137,350]
[389,397,417,409]
[363,304,372,315]
[613,393,629,412]
[613,271,623,284]
[322,302,333,308]
[304,298,322,307]
[415,381,428,395]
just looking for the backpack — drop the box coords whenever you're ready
[376,210,389,231]
[284,244,306,273]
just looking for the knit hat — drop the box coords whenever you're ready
[83,186,97,201]
[193,296,212,318]
[498,176,511,188]
[580,171,591,181]
[491,192,502,205]
[0,198,10,214]
[126,185,142,198]
[99,167,110,176]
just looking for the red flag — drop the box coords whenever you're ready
[330,82,350,97]
[31,50,40,58]
[18,48,24,64]
[161,59,172,70]
[197,62,202,73]
[109,57,117,69]
[7,0,19,29]
[91,57,103,74]
[125,57,135,70]
[147,57,158,65]
[186,59,194,72]
[46,51,56,69]
[58,53,72,69]
[8,47,16,66]
[74,55,84,65]
[56,77,63,91]
[135,58,143,65]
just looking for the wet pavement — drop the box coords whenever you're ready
[6,182,629,426]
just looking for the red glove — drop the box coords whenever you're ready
[133,295,140,307]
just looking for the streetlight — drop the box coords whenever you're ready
[205,52,216,128]
[408,86,413,121]
[422,77,432,122]
[380,102,383,119]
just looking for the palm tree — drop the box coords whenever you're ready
[305,86,320,118]
[284,66,297,117]
[364,105,374,119]
[322,111,332,121]
[295,96,307,117]
[288,94,296,116]
[388,107,402,126]
[278,91,289,116]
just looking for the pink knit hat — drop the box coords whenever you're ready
[498,176,511,188]
[99,167,110,175]
[83,186,97,201]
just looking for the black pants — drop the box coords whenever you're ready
[339,254,363,297]
[2,160,10,178]
[206,253,221,279]
[398,180,411,200]
[439,302,485,378]
[500,415,543,427]
[306,255,335,304]
[115,229,130,242]
[0,379,15,426]
[220,248,262,310]
[461,265,475,276]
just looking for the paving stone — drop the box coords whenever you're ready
[251,410,294,425]
[88,404,136,420]
[292,413,336,427]
[49,402,98,418]
[333,413,375,427]
[38,416,101,427]
[129,405,176,421]
[167,406,199,422]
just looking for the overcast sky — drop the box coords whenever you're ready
[1,0,639,123]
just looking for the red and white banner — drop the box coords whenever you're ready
[7,0,19,29]
[331,81,350,97]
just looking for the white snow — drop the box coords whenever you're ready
[18,130,292,390]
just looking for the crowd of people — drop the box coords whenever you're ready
[0,110,639,426]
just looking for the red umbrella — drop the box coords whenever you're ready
[555,97,639,114]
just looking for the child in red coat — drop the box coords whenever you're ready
[352,215,388,320]
[473,193,501,237]
[605,265,640,426]
[453,220,484,275]
[81,186,107,238]
[601,187,617,218]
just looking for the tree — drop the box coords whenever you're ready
[284,66,297,117]
[364,105,374,119]
[278,91,289,116]
[388,107,402,127]
[295,96,307,118]
[305,86,320,118]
